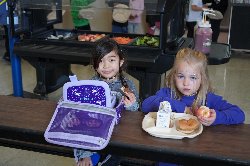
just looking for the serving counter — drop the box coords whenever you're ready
[9,0,188,100]
[8,0,230,100]
[0,95,249,166]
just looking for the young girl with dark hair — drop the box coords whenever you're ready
[74,38,139,166]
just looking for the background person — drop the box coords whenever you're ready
[0,0,10,62]
[111,3,130,33]
[70,0,95,31]
[112,18,128,33]
[185,0,208,38]
[128,0,144,34]
[205,0,228,42]
[2,25,10,62]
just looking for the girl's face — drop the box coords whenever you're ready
[174,61,201,96]
[96,50,124,79]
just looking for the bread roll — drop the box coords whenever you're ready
[176,118,199,134]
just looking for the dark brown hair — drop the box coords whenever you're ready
[91,38,128,87]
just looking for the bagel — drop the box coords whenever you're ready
[176,118,199,134]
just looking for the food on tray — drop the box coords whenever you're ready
[112,37,133,44]
[142,112,203,139]
[195,106,211,118]
[176,118,199,134]
[78,34,105,42]
[132,36,159,47]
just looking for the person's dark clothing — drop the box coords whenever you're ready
[210,0,228,15]
[209,0,228,42]
[75,24,91,31]
[210,19,221,42]
[112,20,128,33]
[3,25,10,61]
[186,21,197,38]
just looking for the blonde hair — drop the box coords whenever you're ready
[166,48,213,110]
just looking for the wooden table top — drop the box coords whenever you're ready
[0,95,249,165]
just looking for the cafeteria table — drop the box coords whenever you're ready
[0,95,249,166]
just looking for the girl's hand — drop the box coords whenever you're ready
[77,157,93,166]
[197,109,216,126]
[123,91,136,106]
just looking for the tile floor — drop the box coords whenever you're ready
[0,32,250,166]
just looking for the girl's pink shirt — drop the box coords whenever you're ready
[129,0,144,23]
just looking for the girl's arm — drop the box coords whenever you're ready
[141,94,166,113]
[207,93,245,125]
[141,88,187,113]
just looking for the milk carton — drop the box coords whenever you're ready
[156,101,172,128]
